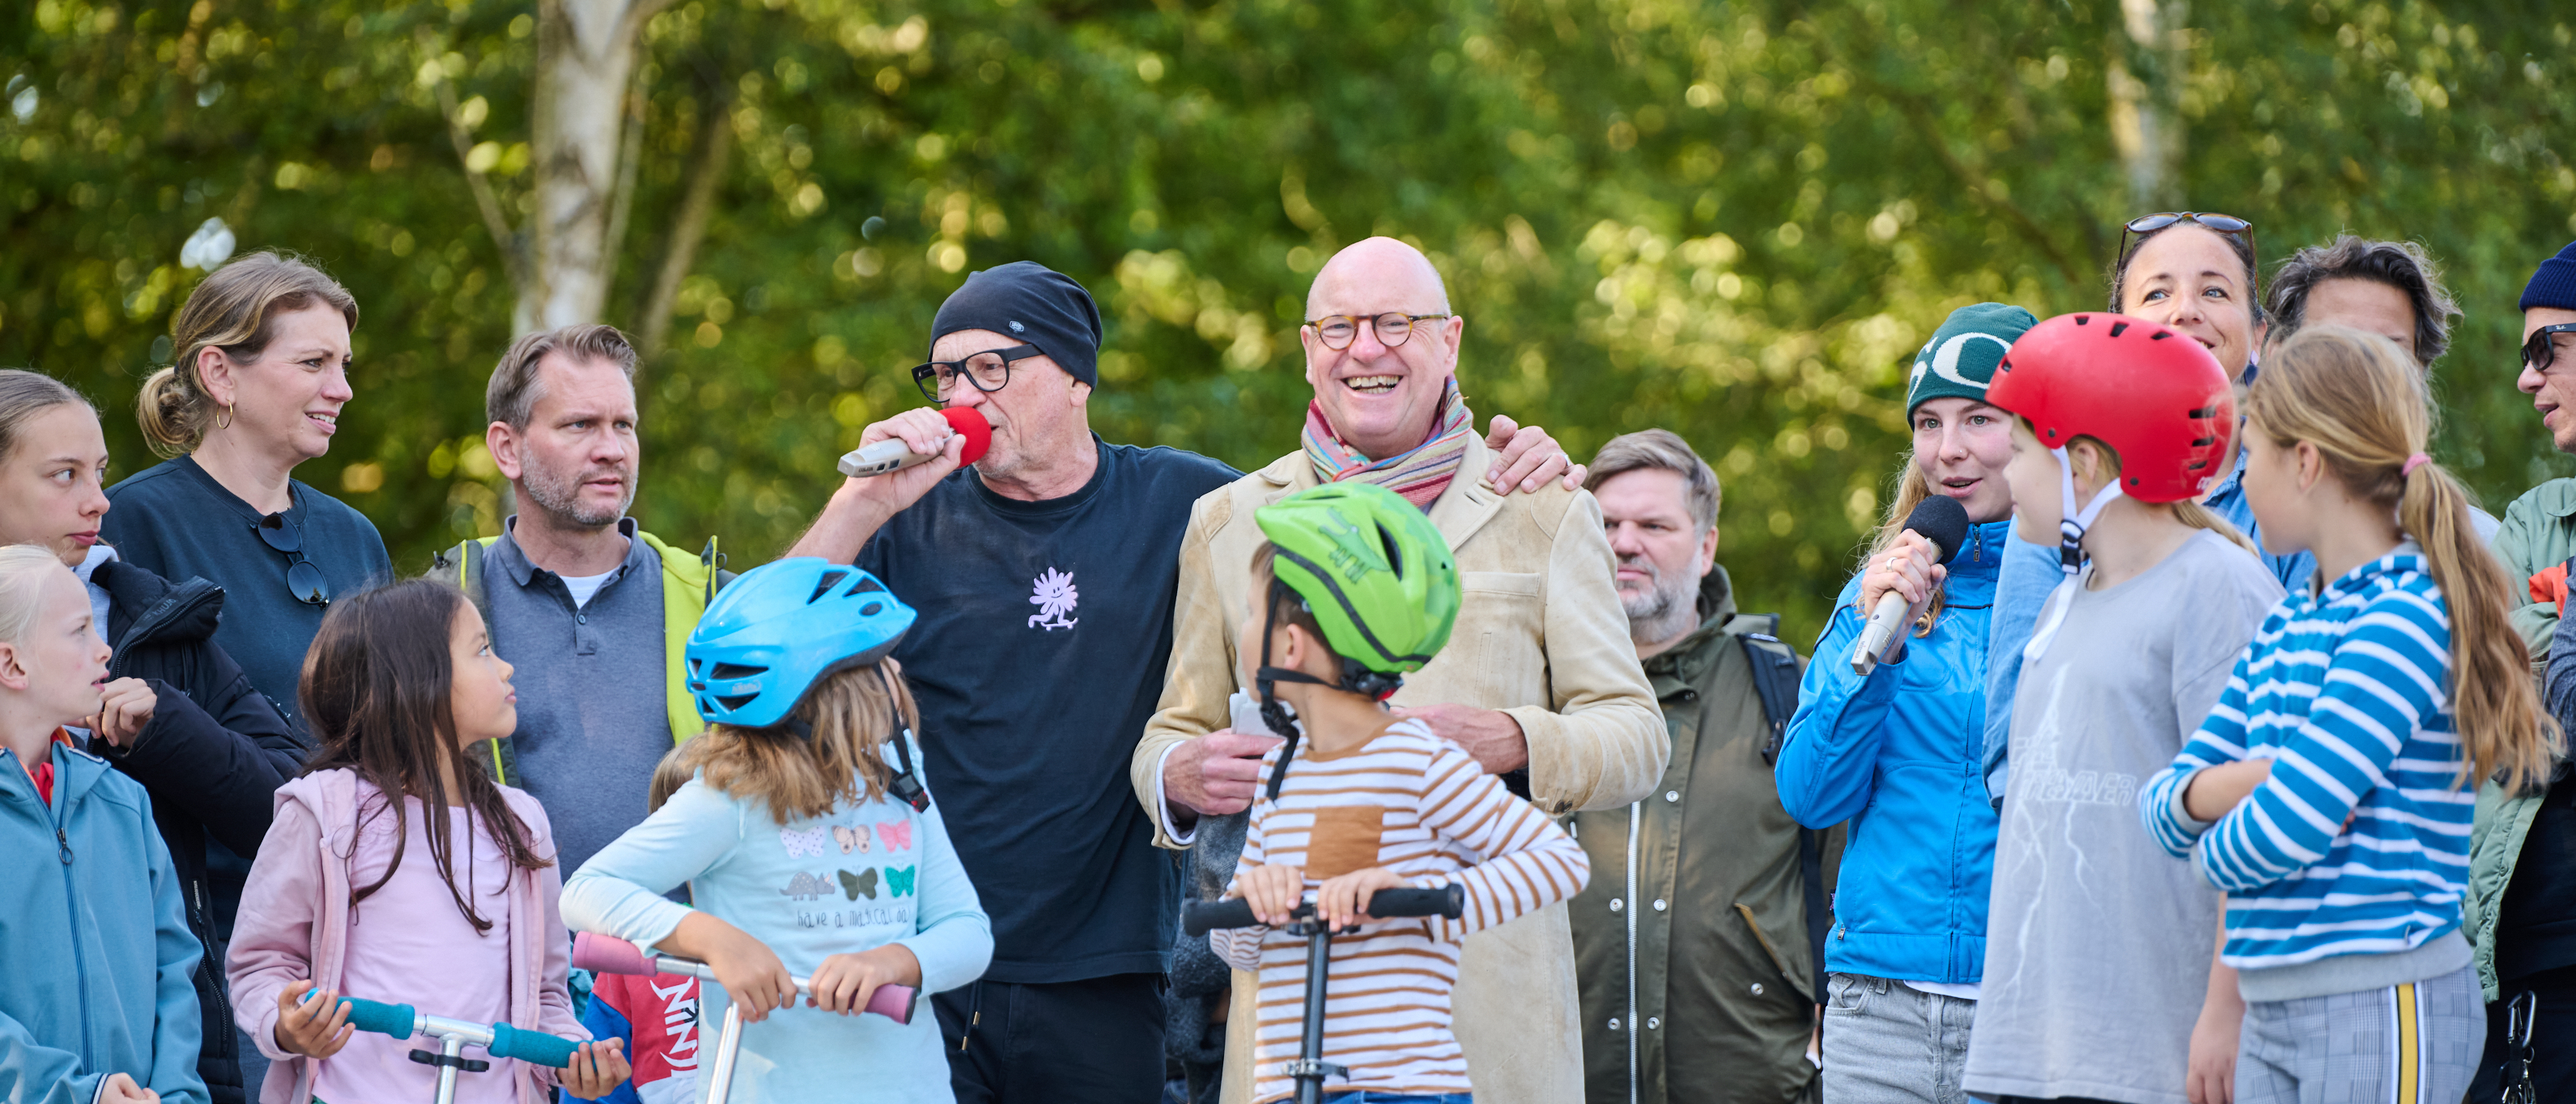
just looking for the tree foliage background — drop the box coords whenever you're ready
[6,0,2574,645]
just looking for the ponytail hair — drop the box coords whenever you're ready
[140,252,357,457]
[2246,326,2561,792]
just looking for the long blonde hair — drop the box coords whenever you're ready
[138,252,358,457]
[2246,326,2560,792]
[0,543,66,646]
[665,658,920,824]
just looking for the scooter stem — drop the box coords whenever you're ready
[434,1034,465,1104]
[702,1001,747,1102]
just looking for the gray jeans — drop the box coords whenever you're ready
[1821,974,1976,1104]
[2237,962,2483,1104]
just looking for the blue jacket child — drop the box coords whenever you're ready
[2,733,210,1104]
[1778,518,2012,986]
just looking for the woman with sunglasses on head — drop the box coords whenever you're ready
[1975,212,2290,1104]
[102,252,391,735]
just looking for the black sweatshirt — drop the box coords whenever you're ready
[857,438,1239,983]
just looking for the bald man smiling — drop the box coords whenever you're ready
[1138,237,1667,1104]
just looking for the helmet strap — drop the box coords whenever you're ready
[881,666,929,813]
[2054,445,2124,575]
[1256,579,1310,801]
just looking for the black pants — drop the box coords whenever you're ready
[937,972,1166,1104]
[2468,966,2576,1103]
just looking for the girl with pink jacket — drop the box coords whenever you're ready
[225,580,628,1103]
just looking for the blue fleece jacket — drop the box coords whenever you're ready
[1777,519,2012,984]
[1,742,208,1104]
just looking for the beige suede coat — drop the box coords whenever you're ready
[1131,438,1668,1104]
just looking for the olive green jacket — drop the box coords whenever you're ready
[2493,478,2576,664]
[1569,571,1843,1104]
[2466,778,2548,1004]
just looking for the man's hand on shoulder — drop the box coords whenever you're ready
[1164,729,1284,819]
[1392,703,1529,775]
[1482,414,1587,495]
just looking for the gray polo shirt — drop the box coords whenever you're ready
[483,516,672,877]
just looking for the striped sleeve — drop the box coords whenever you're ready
[2141,650,2258,857]
[2192,592,2451,893]
[1209,795,1272,973]
[1410,742,1590,942]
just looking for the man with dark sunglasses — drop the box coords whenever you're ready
[2494,240,2576,665]
[2464,240,2576,1104]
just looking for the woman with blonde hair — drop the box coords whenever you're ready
[101,251,390,732]
[1775,303,2028,1104]
[2144,326,2560,1102]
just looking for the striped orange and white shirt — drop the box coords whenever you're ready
[1213,718,1589,1104]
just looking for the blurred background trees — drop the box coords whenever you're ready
[5,0,2571,643]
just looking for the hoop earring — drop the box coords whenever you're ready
[215,404,233,431]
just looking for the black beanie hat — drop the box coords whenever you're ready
[2523,241,2576,313]
[929,261,1104,387]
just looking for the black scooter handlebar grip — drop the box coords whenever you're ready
[1181,898,1257,936]
[1180,884,1464,935]
[1363,884,1465,919]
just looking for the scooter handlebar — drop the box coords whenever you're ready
[488,1021,582,1068]
[337,996,417,1041]
[572,931,920,1025]
[1181,883,1465,935]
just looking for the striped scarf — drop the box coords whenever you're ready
[1302,380,1474,510]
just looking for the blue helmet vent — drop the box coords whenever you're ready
[682,558,918,728]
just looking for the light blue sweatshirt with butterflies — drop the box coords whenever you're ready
[560,737,991,1103]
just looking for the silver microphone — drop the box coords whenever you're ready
[1850,495,1971,675]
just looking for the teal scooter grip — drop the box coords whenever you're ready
[487,1021,582,1068]
[338,996,418,1041]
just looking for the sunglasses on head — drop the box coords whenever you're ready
[2526,323,2576,373]
[257,512,330,606]
[2118,211,2256,272]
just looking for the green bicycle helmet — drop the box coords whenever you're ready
[1251,482,1461,796]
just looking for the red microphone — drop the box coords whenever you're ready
[836,407,992,478]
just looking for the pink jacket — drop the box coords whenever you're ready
[226,768,586,1104]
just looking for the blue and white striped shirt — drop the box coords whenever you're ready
[2140,546,2476,970]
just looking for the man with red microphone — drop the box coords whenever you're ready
[784,260,1581,1104]
[1134,237,1666,1104]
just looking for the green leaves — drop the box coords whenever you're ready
[3,0,2568,644]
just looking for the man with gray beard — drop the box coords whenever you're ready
[433,323,731,876]
[1567,429,1842,1104]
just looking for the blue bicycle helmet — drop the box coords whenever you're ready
[685,558,916,728]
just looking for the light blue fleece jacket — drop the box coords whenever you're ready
[560,737,992,1104]
[1,743,208,1104]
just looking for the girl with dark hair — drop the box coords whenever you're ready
[226,580,627,1104]
[0,367,300,1104]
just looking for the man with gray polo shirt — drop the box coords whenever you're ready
[434,324,729,876]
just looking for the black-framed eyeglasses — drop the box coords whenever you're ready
[256,512,330,606]
[2524,323,2576,373]
[911,345,1041,403]
[1304,312,1452,351]
[2117,211,2257,274]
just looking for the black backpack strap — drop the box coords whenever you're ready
[1735,614,1830,1003]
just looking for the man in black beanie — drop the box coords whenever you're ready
[786,259,1583,1103]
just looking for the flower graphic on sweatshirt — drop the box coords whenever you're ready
[1027,567,1080,631]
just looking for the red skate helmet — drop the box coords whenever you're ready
[1987,312,2236,503]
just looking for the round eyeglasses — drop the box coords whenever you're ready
[1304,312,1452,351]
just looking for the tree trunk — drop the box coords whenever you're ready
[2107,0,2187,214]
[525,0,672,332]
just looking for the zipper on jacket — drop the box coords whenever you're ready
[1625,800,1641,1104]
[53,772,97,1064]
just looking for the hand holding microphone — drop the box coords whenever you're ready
[839,406,993,478]
[1851,495,1971,675]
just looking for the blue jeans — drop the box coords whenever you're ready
[1821,974,1977,1104]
